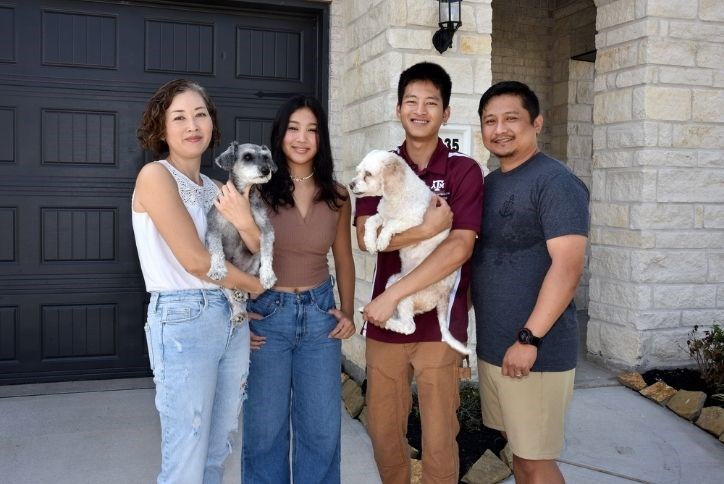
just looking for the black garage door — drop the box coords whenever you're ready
[0,0,328,384]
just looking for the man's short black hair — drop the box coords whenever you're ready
[477,81,540,123]
[397,62,452,109]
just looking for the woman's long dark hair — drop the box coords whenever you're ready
[260,95,347,212]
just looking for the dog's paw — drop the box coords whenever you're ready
[363,233,378,255]
[385,318,416,335]
[207,253,228,280]
[260,268,277,290]
[376,232,392,252]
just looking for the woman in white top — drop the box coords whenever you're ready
[132,79,262,484]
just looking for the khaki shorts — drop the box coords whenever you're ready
[478,359,575,460]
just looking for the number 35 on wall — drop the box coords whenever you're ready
[439,124,471,155]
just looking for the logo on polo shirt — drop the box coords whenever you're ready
[430,179,450,198]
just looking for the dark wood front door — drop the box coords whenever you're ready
[0,0,328,384]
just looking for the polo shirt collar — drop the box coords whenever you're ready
[398,138,448,176]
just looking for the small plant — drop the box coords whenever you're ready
[457,382,483,433]
[686,323,724,390]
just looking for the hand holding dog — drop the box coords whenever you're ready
[328,308,355,339]
[362,291,401,328]
[421,195,453,237]
[214,180,255,233]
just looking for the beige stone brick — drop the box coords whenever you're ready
[633,149,697,167]
[596,0,636,31]
[593,88,633,124]
[607,169,657,202]
[709,253,724,283]
[589,300,630,327]
[590,245,631,278]
[641,38,697,66]
[658,66,714,87]
[632,310,682,330]
[386,28,432,50]
[672,125,724,150]
[698,150,724,168]
[655,231,724,249]
[600,321,644,365]
[596,43,639,73]
[700,0,724,21]
[594,151,633,168]
[591,201,630,228]
[606,122,659,149]
[630,203,694,229]
[405,0,437,26]
[692,89,724,123]
[590,277,652,309]
[657,168,724,203]
[646,0,697,19]
[653,285,718,309]
[704,206,724,229]
[590,226,656,248]
[605,18,658,46]
[645,331,693,368]
[405,54,474,93]
[696,42,723,69]
[682,309,724,326]
[630,250,708,283]
[669,21,724,43]
[615,66,654,88]
[633,86,691,121]
[459,34,492,55]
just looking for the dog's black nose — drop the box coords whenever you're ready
[260,167,270,176]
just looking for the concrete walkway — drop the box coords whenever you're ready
[1,316,723,483]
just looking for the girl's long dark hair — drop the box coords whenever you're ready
[260,95,347,212]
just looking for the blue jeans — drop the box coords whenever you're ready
[145,288,250,484]
[242,277,342,484]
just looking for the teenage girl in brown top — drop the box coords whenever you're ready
[242,95,355,484]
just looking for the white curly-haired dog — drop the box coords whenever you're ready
[206,141,277,323]
[349,149,470,355]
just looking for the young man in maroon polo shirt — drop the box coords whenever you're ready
[355,62,484,484]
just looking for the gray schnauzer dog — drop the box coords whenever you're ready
[206,141,277,323]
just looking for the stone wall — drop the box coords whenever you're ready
[588,0,724,370]
[330,0,494,380]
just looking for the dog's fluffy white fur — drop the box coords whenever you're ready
[349,150,471,355]
[206,141,277,322]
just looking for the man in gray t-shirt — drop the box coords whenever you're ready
[472,81,589,484]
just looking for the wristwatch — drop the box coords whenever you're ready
[517,328,541,347]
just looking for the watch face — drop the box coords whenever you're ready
[518,329,531,344]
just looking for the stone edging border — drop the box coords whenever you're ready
[617,372,724,444]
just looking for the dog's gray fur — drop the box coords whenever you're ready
[206,141,277,322]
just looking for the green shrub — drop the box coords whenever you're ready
[687,323,724,389]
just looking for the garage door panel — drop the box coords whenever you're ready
[0,6,15,63]
[42,9,118,69]
[0,291,149,383]
[0,107,15,163]
[0,207,16,262]
[144,18,215,75]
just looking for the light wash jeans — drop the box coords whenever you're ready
[145,288,250,484]
[242,277,342,484]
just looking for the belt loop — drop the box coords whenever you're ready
[202,290,209,309]
[151,292,160,312]
[329,274,335,288]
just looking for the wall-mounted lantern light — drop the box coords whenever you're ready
[432,0,462,54]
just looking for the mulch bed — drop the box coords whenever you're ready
[642,367,723,408]
[406,387,507,482]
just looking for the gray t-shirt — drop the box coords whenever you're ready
[472,152,589,371]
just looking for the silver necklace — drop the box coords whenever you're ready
[290,171,314,182]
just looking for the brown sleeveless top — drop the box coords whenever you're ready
[269,199,339,287]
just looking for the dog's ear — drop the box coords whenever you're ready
[214,141,239,171]
[382,154,404,178]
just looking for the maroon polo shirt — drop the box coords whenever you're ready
[354,139,484,344]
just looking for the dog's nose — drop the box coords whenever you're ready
[260,167,270,176]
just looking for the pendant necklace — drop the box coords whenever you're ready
[290,171,314,182]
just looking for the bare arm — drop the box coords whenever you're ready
[213,180,261,253]
[361,228,476,327]
[135,163,263,293]
[329,194,356,339]
[501,234,587,377]
[355,196,452,252]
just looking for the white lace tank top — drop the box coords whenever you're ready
[132,160,220,292]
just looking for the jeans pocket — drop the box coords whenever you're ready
[247,292,280,321]
[312,288,335,315]
[160,301,203,324]
[144,323,155,372]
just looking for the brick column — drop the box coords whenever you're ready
[588,0,724,370]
